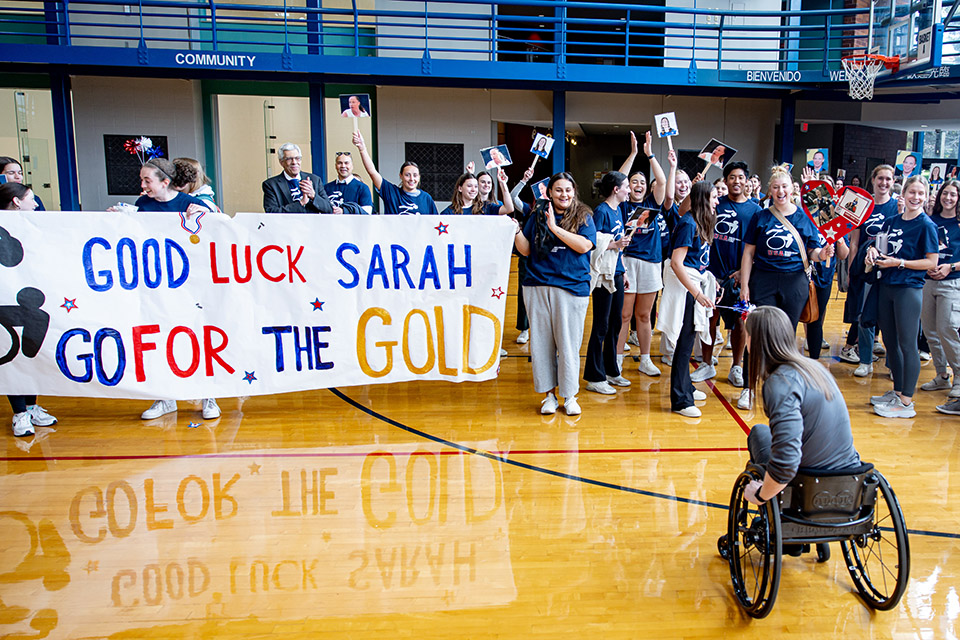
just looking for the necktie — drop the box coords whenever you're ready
[288,177,301,200]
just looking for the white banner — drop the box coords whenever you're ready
[0,212,514,399]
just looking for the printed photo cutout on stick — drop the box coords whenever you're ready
[531,133,555,159]
[340,94,371,118]
[622,206,658,240]
[530,177,550,202]
[837,168,846,179]
[654,112,678,138]
[835,188,873,226]
[482,145,513,169]
[895,150,921,177]
[802,183,838,227]
[697,138,737,169]
[928,162,947,184]
[806,148,829,174]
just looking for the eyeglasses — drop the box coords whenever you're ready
[281,155,302,162]
[336,151,352,157]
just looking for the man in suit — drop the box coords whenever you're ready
[262,143,333,213]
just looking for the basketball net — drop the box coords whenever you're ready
[841,55,898,100]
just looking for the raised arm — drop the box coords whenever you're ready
[353,131,383,191]
[495,168,515,216]
[618,131,639,175]
[661,149,677,210]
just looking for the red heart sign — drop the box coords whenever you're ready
[800,181,875,245]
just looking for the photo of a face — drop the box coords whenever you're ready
[802,183,837,227]
[896,150,921,177]
[530,177,550,201]
[929,162,947,183]
[530,134,555,159]
[654,112,678,138]
[835,188,873,225]
[697,138,737,169]
[339,94,371,118]
[806,148,829,174]
[481,144,513,169]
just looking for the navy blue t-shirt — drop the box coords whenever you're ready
[745,207,824,273]
[522,211,598,297]
[710,196,761,280]
[671,213,710,273]
[877,213,939,288]
[661,203,680,261]
[930,213,960,281]
[812,255,837,289]
[439,202,502,216]
[377,181,438,215]
[34,194,45,211]
[861,197,899,241]
[621,197,662,262]
[135,192,210,213]
[593,202,625,275]
[323,178,373,213]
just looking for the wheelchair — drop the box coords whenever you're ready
[717,462,910,618]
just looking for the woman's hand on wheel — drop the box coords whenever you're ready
[745,479,764,506]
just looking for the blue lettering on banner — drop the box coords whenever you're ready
[82,237,190,292]
[335,243,474,291]
[56,327,126,385]
[263,325,334,373]
[336,243,360,289]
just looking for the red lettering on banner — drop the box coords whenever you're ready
[287,245,306,283]
[166,326,200,378]
[133,325,161,382]
[232,245,252,283]
[209,243,229,284]
[257,246,285,282]
[204,326,235,376]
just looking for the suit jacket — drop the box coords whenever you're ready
[262,172,333,214]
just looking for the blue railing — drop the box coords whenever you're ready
[0,0,901,79]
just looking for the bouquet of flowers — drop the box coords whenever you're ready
[123,136,163,163]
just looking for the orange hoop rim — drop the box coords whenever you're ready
[842,53,900,73]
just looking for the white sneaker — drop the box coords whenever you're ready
[500,348,508,357]
[675,405,702,418]
[821,339,829,349]
[714,330,725,346]
[693,389,707,401]
[853,363,873,377]
[202,398,221,419]
[586,380,617,395]
[690,364,716,382]
[516,329,528,344]
[870,390,898,406]
[873,341,886,355]
[607,375,631,387]
[12,412,33,437]
[627,331,640,346]
[728,365,744,388]
[564,396,582,416]
[617,354,624,370]
[950,383,960,399]
[141,400,177,420]
[875,397,916,419]
[921,374,951,391]
[724,338,733,350]
[737,389,752,410]
[26,404,57,426]
[839,346,859,363]
[540,393,559,415]
[661,354,673,366]
[638,356,661,377]
[623,342,632,352]
[919,350,932,362]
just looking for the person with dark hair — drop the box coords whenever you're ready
[739,306,861,507]
[738,165,833,409]
[617,131,668,377]
[172,157,222,214]
[441,169,513,216]
[514,173,596,416]
[323,151,373,214]
[353,132,438,215]
[1,182,57,436]
[867,175,939,418]
[659,180,717,417]
[584,171,631,394]
[840,164,898,376]
[341,95,369,118]
[107,158,212,215]
[506,165,539,346]
[695,160,761,386]
[0,156,45,210]
[921,179,960,412]
[261,143,333,214]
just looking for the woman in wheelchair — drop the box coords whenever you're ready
[741,305,861,514]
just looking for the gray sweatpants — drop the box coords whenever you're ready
[921,278,960,378]
[523,285,590,399]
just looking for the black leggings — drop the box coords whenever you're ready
[876,284,923,397]
[805,281,833,360]
[8,395,37,414]
[744,269,809,381]
[584,273,625,381]
[516,256,529,331]
[670,293,697,410]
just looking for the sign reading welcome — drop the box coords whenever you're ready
[0,213,514,399]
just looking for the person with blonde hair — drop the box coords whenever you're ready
[866,175,939,418]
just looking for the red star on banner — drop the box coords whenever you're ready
[311,298,324,311]
[435,221,449,235]
[491,287,505,299]
[61,298,78,312]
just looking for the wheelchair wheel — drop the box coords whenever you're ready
[841,471,910,610]
[727,467,782,618]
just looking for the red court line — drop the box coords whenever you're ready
[692,361,752,435]
[0,446,744,463]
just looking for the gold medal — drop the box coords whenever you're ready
[190,234,200,244]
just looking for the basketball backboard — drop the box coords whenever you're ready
[873,0,943,76]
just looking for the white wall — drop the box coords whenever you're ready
[0,88,61,210]
[72,76,205,211]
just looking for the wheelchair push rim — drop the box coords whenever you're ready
[727,468,782,618]
[841,471,910,610]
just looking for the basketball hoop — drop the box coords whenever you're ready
[841,54,899,100]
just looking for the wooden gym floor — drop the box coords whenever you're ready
[1,260,957,639]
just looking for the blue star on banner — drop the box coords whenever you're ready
[435,221,449,235]
[243,371,257,384]
[61,298,78,312]
[311,298,325,311]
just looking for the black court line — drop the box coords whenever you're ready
[329,388,960,541]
